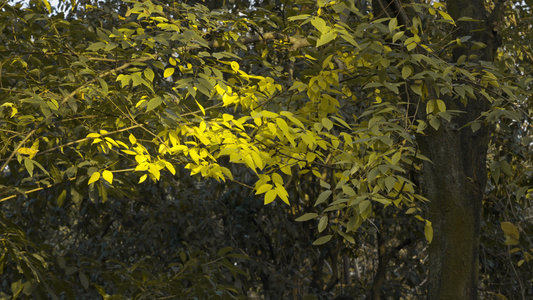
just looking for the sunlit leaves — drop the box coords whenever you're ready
[102,170,113,184]
[88,172,101,185]
[0,102,18,117]
[164,68,175,78]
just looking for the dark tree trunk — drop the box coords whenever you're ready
[370,0,505,299]
[417,0,504,299]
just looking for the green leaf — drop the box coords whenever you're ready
[401,65,412,79]
[144,68,155,82]
[57,189,67,207]
[318,216,328,232]
[436,100,446,113]
[311,17,328,33]
[316,31,336,47]
[87,42,106,51]
[429,116,440,130]
[359,200,370,213]
[288,14,311,21]
[217,247,234,257]
[388,17,398,32]
[24,158,34,177]
[501,222,519,240]
[491,161,501,184]
[11,279,23,298]
[295,213,318,222]
[314,190,332,206]
[425,221,433,243]
[313,235,333,245]
[337,230,355,244]
[385,176,396,192]
[98,78,108,95]
[321,118,334,130]
[392,31,404,43]
[411,84,422,96]
[500,160,513,177]
[146,97,162,112]
[426,100,435,114]
[79,272,89,289]
[516,186,529,201]
[470,122,481,134]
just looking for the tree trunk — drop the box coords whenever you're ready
[369,0,505,297]
[417,0,504,299]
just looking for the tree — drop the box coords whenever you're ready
[372,0,508,298]
[1,0,532,299]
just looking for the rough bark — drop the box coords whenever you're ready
[417,0,504,299]
[371,0,505,299]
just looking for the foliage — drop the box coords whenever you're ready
[0,0,533,299]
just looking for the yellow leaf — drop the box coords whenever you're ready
[222,93,238,106]
[256,184,273,195]
[271,173,283,185]
[280,164,292,176]
[86,133,101,138]
[129,134,137,145]
[135,162,149,171]
[251,151,264,170]
[88,172,100,185]
[148,163,161,180]
[139,174,148,183]
[102,170,113,184]
[116,140,129,148]
[195,100,205,115]
[438,11,455,25]
[1,103,18,117]
[222,114,233,122]
[275,184,290,205]
[136,99,146,108]
[18,147,39,156]
[264,189,277,204]
[164,161,176,175]
[231,61,240,72]
[276,118,290,136]
[42,0,52,13]
[164,68,175,78]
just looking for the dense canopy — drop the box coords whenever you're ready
[1,0,532,299]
